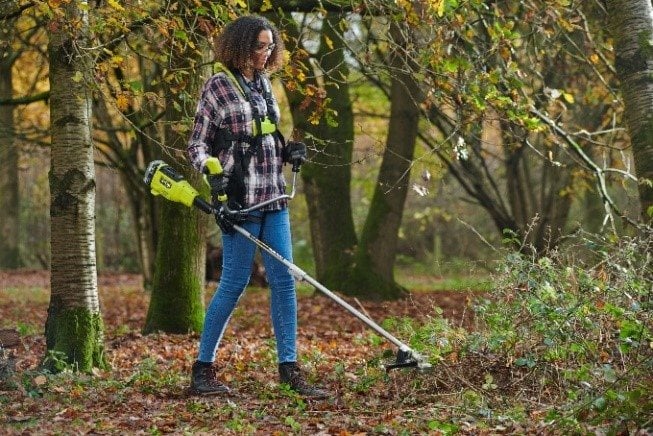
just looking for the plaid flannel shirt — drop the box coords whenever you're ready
[187,71,286,211]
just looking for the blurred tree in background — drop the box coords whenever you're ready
[0,0,20,269]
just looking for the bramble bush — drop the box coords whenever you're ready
[402,229,652,432]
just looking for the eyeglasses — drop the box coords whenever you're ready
[254,42,276,53]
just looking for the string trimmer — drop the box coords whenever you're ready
[143,158,431,372]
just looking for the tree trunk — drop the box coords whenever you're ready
[129,185,156,290]
[533,148,573,251]
[347,23,420,299]
[143,186,205,334]
[0,11,20,269]
[606,0,653,222]
[143,12,206,334]
[45,0,106,372]
[503,127,573,252]
[280,15,358,289]
[131,58,161,290]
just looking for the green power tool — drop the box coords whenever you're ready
[143,160,215,214]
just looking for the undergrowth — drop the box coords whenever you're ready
[399,229,653,433]
[3,230,651,434]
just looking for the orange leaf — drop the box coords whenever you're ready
[116,93,131,112]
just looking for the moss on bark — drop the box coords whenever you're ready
[143,193,205,335]
[344,253,408,301]
[143,10,208,335]
[44,307,107,373]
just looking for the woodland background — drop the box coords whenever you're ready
[0,0,652,434]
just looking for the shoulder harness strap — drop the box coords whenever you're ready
[209,63,286,209]
[211,62,281,159]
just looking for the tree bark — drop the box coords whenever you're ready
[605,0,653,222]
[347,22,421,300]
[45,0,106,372]
[0,8,20,268]
[280,15,358,290]
[143,183,205,334]
[143,7,206,334]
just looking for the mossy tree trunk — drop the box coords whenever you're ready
[144,189,205,334]
[605,0,653,222]
[346,21,421,300]
[281,14,420,299]
[45,0,106,372]
[143,4,206,334]
[0,9,21,269]
[280,14,358,289]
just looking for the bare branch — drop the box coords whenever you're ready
[0,0,35,21]
[530,105,639,228]
[0,91,49,106]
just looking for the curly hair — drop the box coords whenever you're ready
[213,15,285,74]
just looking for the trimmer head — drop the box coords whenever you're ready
[385,349,432,372]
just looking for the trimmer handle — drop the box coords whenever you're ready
[286,141,306,173]
[203,157,228,203]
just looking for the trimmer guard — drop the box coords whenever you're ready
[385,349,432,372]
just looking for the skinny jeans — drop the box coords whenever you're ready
[198,208,297,364]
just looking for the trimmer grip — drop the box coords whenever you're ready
[203,157,228,203]
[203,157,224,176]
[193,197,215,214]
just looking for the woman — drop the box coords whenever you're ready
[186,15,328,399]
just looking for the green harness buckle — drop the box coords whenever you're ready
[254,117,277,136]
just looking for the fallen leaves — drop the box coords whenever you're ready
[32,374,47,387]
[0,271,540,434]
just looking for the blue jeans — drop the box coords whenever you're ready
[198,208,297,364]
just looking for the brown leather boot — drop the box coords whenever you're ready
[190,361,230,396]
[279,362,329,399]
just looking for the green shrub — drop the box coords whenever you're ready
[480,231,651,428]
[407,229,652,431]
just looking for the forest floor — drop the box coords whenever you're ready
[1,270,555,434]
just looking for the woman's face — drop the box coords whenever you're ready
[251,29,274,71]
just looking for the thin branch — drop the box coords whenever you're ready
[456,217,499,252]
[0,91,49,106]
[0,0,35,21]
[530,105,638,228]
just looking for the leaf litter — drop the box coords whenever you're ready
[0,271,543,434]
